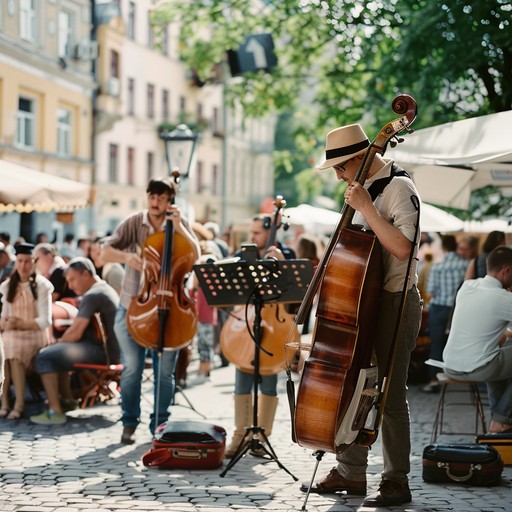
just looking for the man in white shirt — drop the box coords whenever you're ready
[443,246,512,433]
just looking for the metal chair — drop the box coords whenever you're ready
[430,371,487,443]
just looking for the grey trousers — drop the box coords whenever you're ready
[336,286,422,484]
[445,342,512,424]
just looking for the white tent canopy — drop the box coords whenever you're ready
[284,203,465,235]
[388,110,512,210]
[0,159,89,213]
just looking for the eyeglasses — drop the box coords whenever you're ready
[334,156,360,173]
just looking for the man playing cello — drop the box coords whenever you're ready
[101,177,199,444]
[302,124,422,507]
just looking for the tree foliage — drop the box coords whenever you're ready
[153,1,512,210]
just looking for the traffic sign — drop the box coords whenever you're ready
[227,33,277,76]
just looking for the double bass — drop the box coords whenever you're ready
[293,95,417,454]
[127,170,198,351]
[220,195,301,375]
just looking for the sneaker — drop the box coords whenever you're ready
[30,410,67,425]
[363,480,412,507]
[61,399,79,413]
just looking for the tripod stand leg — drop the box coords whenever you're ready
[254,427,298,481]
[219,426,252,477]
[174,385,206,419]
[301,450,325,511]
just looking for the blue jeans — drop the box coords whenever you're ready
[114,306,179,433]
[235,368,277,396]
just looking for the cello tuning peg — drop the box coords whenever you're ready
[406,127,415,134]
[396,136,405,143]
[390,139,397,148]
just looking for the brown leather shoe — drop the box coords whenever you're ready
[300,467,366,495]
[363,480,412,507]
[121,426,136,445]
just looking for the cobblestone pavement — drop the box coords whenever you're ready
[1,355,511,512]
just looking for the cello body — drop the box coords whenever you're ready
[127,230,198,350]
[219,194,300,375]
[220,303,300,375]
[294,227,382,453]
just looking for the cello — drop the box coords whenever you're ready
[126,170,198,351]
[293,95,417,454]
[220,195,301,375]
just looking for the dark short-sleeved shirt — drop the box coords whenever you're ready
[77,280,120,363]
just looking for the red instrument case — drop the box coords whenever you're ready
[142,420,226,470]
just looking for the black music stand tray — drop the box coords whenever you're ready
[193,258,314,480]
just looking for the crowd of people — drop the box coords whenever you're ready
[0,123,510,508]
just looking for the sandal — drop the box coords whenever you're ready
[6,409,23,420]
[0,408,10,418]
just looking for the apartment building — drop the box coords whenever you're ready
[94,0,276,235]
[0,0,95,242]
[0,0,276,242]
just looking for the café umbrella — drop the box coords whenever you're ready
[0,159,89,213]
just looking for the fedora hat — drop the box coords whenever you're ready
[316,124,370,170]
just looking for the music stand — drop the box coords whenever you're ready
[193,258,313,480]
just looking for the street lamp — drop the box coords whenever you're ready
[160,124,199,181]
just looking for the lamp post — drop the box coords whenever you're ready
[159,123,199,183]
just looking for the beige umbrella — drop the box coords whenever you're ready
[389,111,512,210]
[0,159,89,213]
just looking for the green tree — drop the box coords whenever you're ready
[153,0,511,212]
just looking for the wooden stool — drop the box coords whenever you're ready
[431,372,487,443]
[72,362,124,408]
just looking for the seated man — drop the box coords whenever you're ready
[30,257,120,425]
[442,246,512,433]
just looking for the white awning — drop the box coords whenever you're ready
[0,159,90,213]
[388,110,512,210]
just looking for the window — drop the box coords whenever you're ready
[147,11,154,48]
[57,108,72,156]
[196,161,203,195]
[16,97,35,149]
[179,96,186,119]
[109,144,118,182]
[127,1,136,40]
[162,89,169,122]
[213,107,222,135]
[147,84,155,119]
[110,50,120,78]
[212,164,219,195]
[20,0,36,42]
[127,78,135,115]
[162,25,169,56]
[146,151,154,182]
[127,147,135,185]
[58,10,72,58]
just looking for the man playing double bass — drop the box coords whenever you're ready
[303,124,422,507]
[101,177,199,445]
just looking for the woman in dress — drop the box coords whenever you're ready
[0,243,53,420]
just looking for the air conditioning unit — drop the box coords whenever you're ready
[106,77,121,97]
[73,41,99,60]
